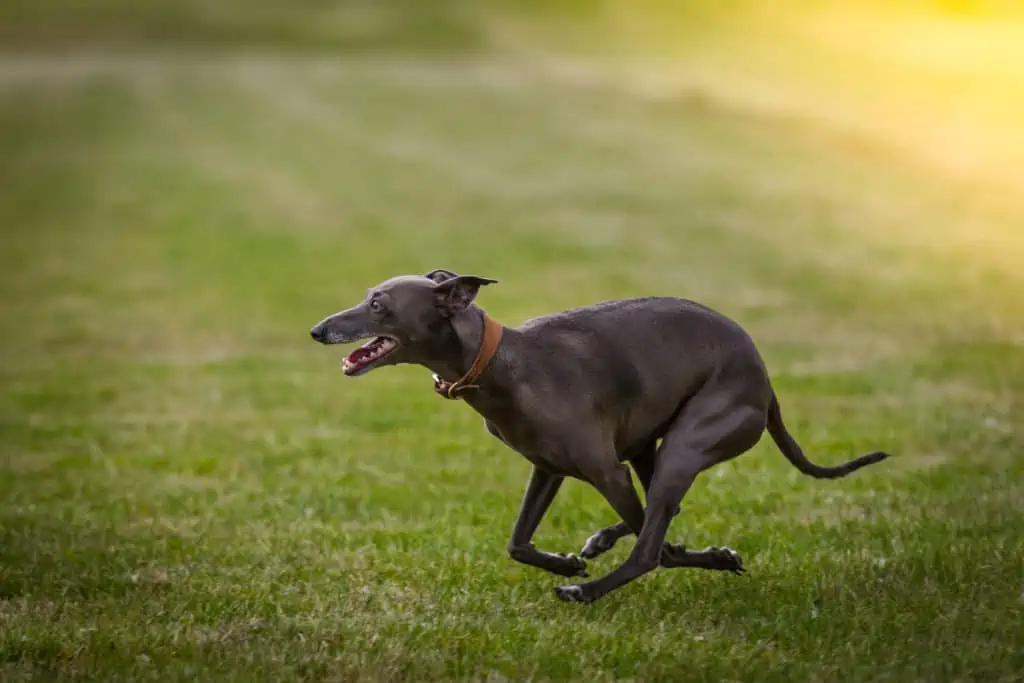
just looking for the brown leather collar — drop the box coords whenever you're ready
[432,311,504,400]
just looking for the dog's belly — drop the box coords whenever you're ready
[484,419,582,478]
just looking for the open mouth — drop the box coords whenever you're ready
[342,336,399,376]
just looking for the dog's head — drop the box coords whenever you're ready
[309,269,498,376]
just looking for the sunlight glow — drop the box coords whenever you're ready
[544,1,1024,267]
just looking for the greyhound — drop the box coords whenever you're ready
[310,270,890,603]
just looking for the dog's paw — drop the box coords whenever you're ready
[554,584,593,603]
[659,542,688,567]
[580,531,618,559]
[556,553,589,578]
[709,546,745,575]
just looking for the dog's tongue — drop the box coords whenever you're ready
[342,337,395,374]
[345,346,370,363]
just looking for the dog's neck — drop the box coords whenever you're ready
[421,307,511,389]
[417,307,522,424]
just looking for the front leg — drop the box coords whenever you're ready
[554,460,647,601]
[581,444,666,560]
[581,450,651,557]
[506,466,588,578]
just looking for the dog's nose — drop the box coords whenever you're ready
[310,326,324,342]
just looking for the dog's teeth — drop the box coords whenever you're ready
[342,338,395,373]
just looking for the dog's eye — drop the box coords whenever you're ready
[369,300,383,312]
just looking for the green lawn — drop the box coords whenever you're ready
[1,5,1023,681]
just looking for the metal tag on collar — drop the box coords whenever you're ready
[432,373,480,400]
[432,373,461,400]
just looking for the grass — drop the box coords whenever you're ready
[1,3,1023,681]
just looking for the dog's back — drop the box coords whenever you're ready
[510,297,772,451]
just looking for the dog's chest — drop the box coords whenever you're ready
[484,419,577,477]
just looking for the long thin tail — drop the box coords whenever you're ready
[766,392,890,479]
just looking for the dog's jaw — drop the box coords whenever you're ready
[341,336,399,376]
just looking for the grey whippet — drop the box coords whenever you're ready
[310,270,890,603]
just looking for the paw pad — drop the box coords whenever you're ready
[711,546,745,575]
[554,584,590,603]
[557,553,589,577]
[580,532,617,559]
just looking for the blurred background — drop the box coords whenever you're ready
[1,1,1022,680]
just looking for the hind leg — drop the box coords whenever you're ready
[556,397,766,603]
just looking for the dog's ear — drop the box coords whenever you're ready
[424,269,459,284]
[433,275,498,316]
